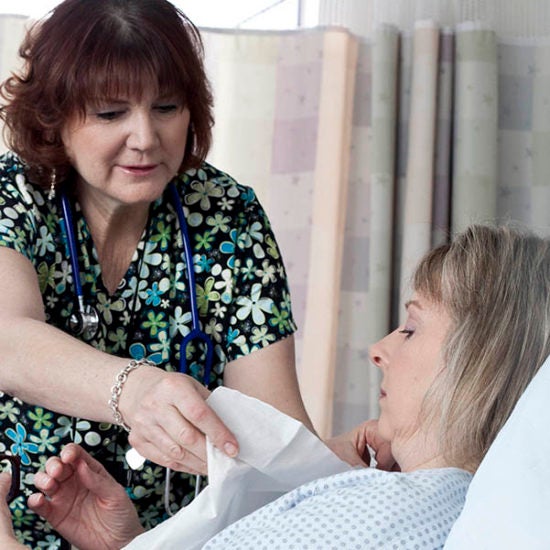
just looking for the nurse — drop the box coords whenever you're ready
[0,0,315,546]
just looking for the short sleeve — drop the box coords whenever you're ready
[0,155,40,260]
[223,188,297,361]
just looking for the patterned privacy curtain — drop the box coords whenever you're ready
[1,7,549,438]
[0,15,28,155]
[203,9,550,436]
[202,28,359,437]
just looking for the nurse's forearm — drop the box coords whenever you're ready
[0,315,128,423]
[0,536,26,550]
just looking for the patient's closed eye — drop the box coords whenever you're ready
[399,329,414,339]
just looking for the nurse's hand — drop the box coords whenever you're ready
[325,419,397,471]
[120,368,239,474]
[28,443,143,550]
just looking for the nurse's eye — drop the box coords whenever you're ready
[154,104,179,114]
[398,328,415,339]
[95,110,125,121]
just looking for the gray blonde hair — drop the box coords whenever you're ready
[414,224,550,472]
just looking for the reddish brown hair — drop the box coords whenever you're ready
[0,0,214,187]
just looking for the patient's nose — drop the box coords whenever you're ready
[369,338,386,369]
[369,329,398,369]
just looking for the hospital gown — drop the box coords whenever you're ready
[204,467,472,549]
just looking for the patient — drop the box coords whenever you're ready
[0,224,548,549]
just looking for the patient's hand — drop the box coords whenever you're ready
[325,419,397,470]
[28,444,145,550]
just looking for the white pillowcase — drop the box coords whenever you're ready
[444,354,550,549]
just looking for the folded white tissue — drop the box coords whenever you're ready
[124,387,351,550]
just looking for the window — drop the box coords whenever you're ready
[3,0,320,29]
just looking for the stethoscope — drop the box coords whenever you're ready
[60,181,214,515]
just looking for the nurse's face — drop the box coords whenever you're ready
[61,89,190,208]
[369,293,451,443]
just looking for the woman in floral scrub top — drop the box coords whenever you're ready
[0,0,313,547]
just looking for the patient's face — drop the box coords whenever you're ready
[369,293,451,445]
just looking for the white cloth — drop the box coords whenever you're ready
[125,387,351,550]
[444,354,550,549]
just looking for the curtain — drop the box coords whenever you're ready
[204,5,550,435]
[1,4,549,438]
[0,15,28,156]
[319,0,550,39]
[202,28,358,436]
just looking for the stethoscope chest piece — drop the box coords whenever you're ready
[69,298,100,340]
[61,191,100,341]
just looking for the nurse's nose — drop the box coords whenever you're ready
[126,111,160,151]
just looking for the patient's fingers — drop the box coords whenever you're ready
[374,444,397,471]
[358,419,397,471]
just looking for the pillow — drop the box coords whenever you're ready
[444,354,550,549]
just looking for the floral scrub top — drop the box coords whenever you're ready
[0,152,297,549]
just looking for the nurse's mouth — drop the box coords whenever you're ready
[120,164,159,175]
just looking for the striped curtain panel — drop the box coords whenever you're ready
[202,28,358,437]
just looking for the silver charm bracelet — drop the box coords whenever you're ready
[108,358,155,432]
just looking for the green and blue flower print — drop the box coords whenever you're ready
[0,153,296,548]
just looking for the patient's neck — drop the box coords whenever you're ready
[392,429,448,472]
[398,453,447,472]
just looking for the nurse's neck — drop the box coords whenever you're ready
[76,183,150,295]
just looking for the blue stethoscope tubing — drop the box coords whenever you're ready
[60,190,85,304]
[168,182,214,383]
[165,182,212,514]
[60,181,214,514]
[61,190,101,339]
